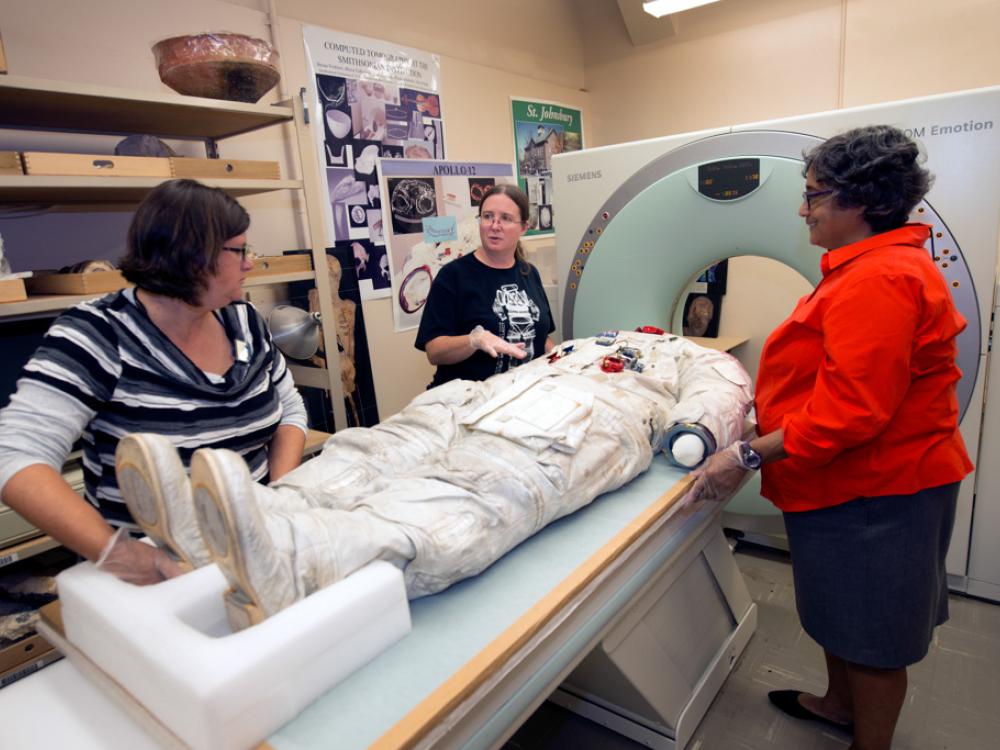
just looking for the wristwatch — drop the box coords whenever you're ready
[737,440,763,470]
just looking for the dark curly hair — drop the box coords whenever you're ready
[803,125,933,233]
[119,179,250,305]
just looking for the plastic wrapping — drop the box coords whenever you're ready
[152,33,280,103]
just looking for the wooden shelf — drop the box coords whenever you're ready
[0,535,60,569]
[0,74,293,140]
[0,270,315,318]
[0,175,302,204]
[244,270,315,288]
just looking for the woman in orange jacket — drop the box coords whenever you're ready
[688,125,972,750]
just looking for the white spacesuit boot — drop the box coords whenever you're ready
[190,447,416,631]
[116,433,212,569]
[116,434,316,571]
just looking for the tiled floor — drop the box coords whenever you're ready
[505,544,1000,749]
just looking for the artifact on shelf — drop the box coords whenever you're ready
[26,259,127,296]
[59,259,119,274]
[114,134,176,158]
[152,32,281,104]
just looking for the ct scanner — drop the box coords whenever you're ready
[552,85,1000,603]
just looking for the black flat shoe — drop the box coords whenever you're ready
[768,690,854,732]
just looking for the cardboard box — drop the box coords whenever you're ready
[24,270,129,295]
[170,157,280,180]
[0,277,26,303]
[0,633,54,674]
[247,253,312,277]
[0,151,22,175]
[0,29,7,75]
[0,648,62,688]
[22,152,171,178]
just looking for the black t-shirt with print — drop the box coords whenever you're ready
[415,252,555,388]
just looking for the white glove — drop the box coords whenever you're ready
[680,442,750,507]
[469,325,527,360]
[95,528,184,585]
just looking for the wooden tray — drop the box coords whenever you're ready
[0,151,22,175]
[25,270,129,295]
[170,157,280,180]
[22,152,171,178]
[0,277,27,303]
[247,254,312,276]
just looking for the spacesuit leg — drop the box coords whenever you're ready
[190,446,418,629]
[272,377,489,509]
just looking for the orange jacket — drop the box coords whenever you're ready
[756,224,973,512]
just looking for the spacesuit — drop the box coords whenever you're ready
[117,330,752,628]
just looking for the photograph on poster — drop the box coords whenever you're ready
[304,26,445,300]
[367,209,384,244]
[468,178,496,207]
[388,177,438,234]
[682,293,723,338]
[510,98,583,237]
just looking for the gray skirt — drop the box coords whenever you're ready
[782,482,959,669]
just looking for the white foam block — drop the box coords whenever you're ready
[57,560,411,750]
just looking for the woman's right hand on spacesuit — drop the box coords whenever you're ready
[469,325,527,360]
[681,442,749,507]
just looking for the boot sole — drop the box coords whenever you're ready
[115,435,194,571]
[190,450,267,628]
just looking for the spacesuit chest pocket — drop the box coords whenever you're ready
[462,381,594,453]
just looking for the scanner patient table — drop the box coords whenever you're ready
[4,457,755,750]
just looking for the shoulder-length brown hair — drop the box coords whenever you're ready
[119,179,250,304]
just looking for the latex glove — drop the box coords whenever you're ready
[469,325,527,360]
[681,442,750,507]
[95,528,184,585]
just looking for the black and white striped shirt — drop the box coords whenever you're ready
[0,288,307,527]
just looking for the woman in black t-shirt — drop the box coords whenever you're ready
[415,184,555,387]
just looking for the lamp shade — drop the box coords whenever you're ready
[267,304,322,360]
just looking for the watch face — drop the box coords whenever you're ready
[740,441,762,469]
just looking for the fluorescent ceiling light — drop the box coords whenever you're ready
[642,0,720,18]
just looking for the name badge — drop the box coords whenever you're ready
[235,340,250,363]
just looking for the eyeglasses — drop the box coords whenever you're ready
[221,242,252,260]
[480,211,521,227]
[802,189,835,210]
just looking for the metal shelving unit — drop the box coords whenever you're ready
[0,74,347,560]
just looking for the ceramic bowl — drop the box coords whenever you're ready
[153,33,280,103]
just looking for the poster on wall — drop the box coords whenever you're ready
[377,158,516,331]
[303,25,445,300]
[510,97,583,236]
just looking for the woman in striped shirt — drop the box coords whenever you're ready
[0,179,307,584]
